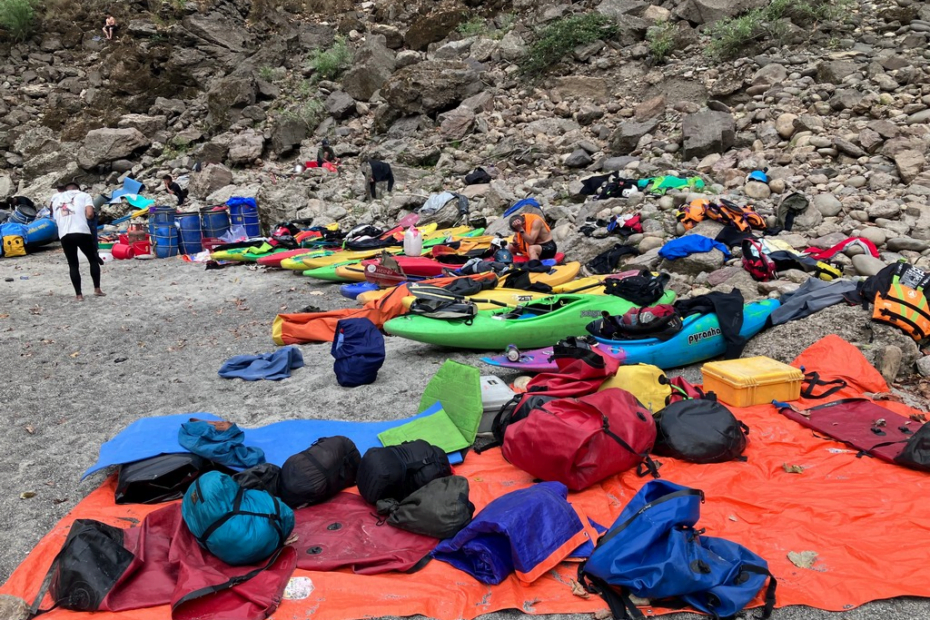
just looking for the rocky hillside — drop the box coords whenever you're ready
[1,0,929,370]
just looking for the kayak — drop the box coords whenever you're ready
[341,281,381,300]
[210,246,293,262]
[332,255,450,283]
[354,262,583,305]
[401,288,551,311]
[257,248,332,267]
[383,291,677,350]
[480,299,780,371]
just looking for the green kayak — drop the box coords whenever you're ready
[383,291,677,350]
[302,262,358,282]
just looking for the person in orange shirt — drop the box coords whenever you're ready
[508,213,557,261]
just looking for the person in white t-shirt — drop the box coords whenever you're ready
[51,183,105,301]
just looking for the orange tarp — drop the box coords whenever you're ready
[4,335,930,619]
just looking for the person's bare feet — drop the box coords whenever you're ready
[75,295,84,302]
[94,289,106,297]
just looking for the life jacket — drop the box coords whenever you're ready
[741,238,777,281]
[706,199,766,232]
[871,263,930,342]
[512,213,550,256]
[675,199,707,230]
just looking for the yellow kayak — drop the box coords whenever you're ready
[357,262,583,305]
[551,275,609,294]
[402,289,551,311]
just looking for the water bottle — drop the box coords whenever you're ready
[403,226,423,257]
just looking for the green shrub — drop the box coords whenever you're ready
[458,17,488,37]
[0,0,38,42]
[520,12,618,77]
[705,0,851,60]
[308,35,352,82]
[646,20,677,63]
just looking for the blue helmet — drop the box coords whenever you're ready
[494,249,514,264]
[747,170,769,183]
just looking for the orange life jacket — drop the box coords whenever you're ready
[513,213,550,255]
[676,199,708,230]
[872,266,930,342]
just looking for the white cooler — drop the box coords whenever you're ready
[478,376,517,435]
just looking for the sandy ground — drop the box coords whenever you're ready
[0,244,927,620]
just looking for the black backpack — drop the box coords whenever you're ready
[376,475,475,539]
[894,423,930,472]
[280,436,361,508]
[115,453,219,505]
[597,174,638,199]
[604,271,670,306]
[653,398,749,463]
[356,440,452,504]
[465,167,492,185]
[233,463,283,496]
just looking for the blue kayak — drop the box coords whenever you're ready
[340,281,380,300]
[481,299,780,371]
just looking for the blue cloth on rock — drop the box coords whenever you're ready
[658,235,731,260]
[178,420,265,468]
[219,346,304,381]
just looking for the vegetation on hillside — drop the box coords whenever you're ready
[0,0,37,42]
[520,13,618,78]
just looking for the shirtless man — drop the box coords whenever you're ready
[508,213,557,261]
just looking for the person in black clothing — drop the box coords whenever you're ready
[360,156,394,201]
[4,196,35,210]
[317,139,338,167]
[162,175,188,206]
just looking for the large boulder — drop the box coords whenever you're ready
[255,179,311,226]
[816,59,860,83]
[894,150,926,184]
[183,14,253,52]
[13,126,59,159]
[228,130,264,165]
[76,128,150,169]
[341,35,396,102]
[381,60,483,115]
[681,110,735,160]
[206,77,257,129]
[609,118,659,155]
[549,76,610,101]
[673,0,767,24]
[325,90,356,119]
[439,106,476,139]
[271,118,307,156]
[117,113,167,135]
[189,163,234,199]
[404,10,464,51]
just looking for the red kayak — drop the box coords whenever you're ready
[360,255,446,278]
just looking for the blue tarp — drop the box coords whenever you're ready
[82,404,461,480]
[219,346,305,381]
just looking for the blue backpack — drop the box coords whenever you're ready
[331,318,385,387]
[182,471,295,566]
[580,480,776,620]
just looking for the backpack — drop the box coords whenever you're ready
[502,388,658,490]
[586,304,682,341]
[356,440,452,504]
[604,271,670,306]
[741,238,777,281]
[580,480,776,620]
[465,167,492,185]
[331,318,385,387]
[583,244,638,276]
[676,199,707,230]
[869,261,930,342]
[598,364,673,414]
[376,475,475,539]
[653,398,750,463]
[3,235,26,257]
[181,471,295,566]
[279,436,361,508]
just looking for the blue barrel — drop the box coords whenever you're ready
[176,212,202,254]
[149,205,176,226]
[200,207,230,239]
[151,224,179,258]
[9,203,37,224]
[228,197,260,237]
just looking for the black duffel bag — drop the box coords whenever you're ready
[653,397,749,463]
[280,436,361,508]
[356,440,451,504]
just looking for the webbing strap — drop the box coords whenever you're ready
[740,564,777,619]
[172,547,286,611]
[597,488,704,546]
[601,418,659,479]
[801,372,847,399]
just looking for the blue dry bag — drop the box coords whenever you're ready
[580,480,776,619]
[331,318,385,387]
[181,471,295,566]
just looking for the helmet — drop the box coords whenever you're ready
[494,249,514,264]
[747,170,769,183]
